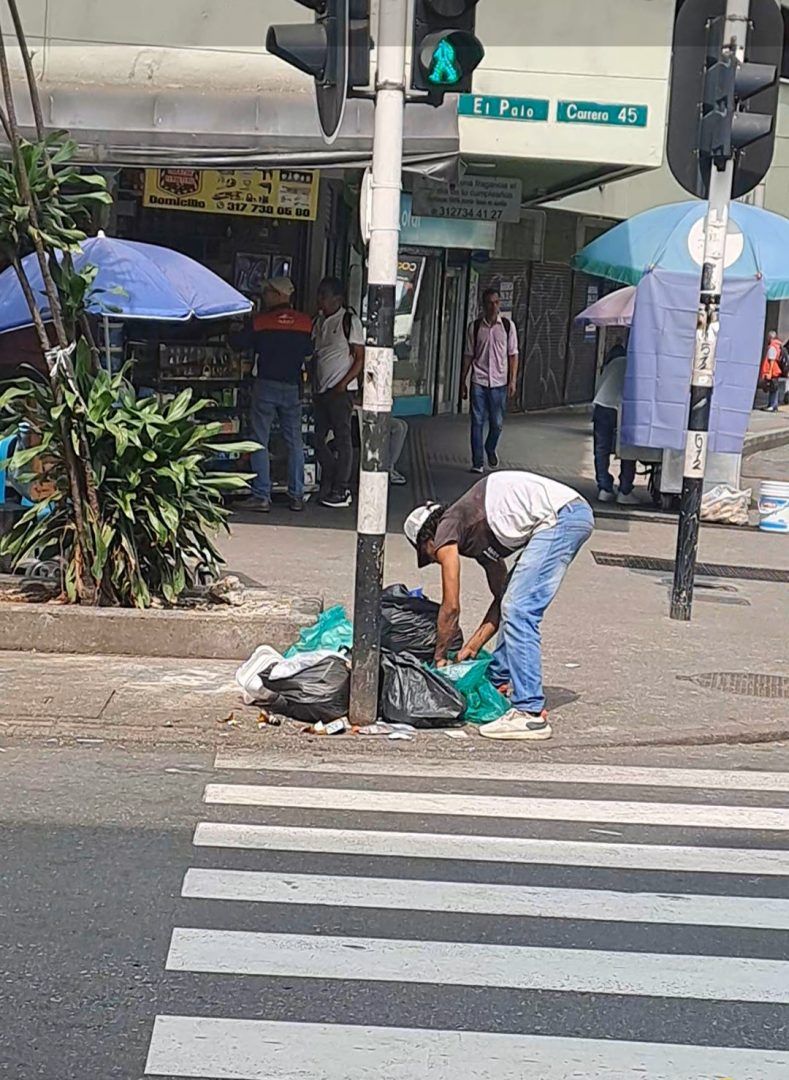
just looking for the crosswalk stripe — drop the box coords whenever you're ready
[192,821,789,875]
[213,754,789,791]
[204,782,789,830]
[144,1015,789,1079]
[181,867,789,929]
[166,926,789,1003]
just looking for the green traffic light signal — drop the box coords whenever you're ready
[427,38,461,86]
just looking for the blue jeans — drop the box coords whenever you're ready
[471,383,507,468]
[489,500,594,714]
[593,404,636,495]
[249,380,304,500]
[767,383,780,410]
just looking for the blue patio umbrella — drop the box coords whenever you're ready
[573,200,789,301]
[0,232,251,334]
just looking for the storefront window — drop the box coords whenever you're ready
[393,250,442,412]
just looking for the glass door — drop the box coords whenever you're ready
[434,263,468,414]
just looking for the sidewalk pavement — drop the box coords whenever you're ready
[3,405,788,753]
[4,406,789,753]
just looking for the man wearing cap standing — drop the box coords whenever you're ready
[233,278,313,512]
[404,471,593,741]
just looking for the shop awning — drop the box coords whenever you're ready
[13,80,459,173]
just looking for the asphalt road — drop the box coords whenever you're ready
[4,742,789,1079]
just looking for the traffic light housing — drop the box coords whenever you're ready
[667,0,783,200]
[411,0,485,101]
[267,1,371,143]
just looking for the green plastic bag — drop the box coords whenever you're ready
[433,651,509,725]
[285,605,354,658]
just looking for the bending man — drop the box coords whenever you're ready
[405,471,593,741]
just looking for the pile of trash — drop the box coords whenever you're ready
[235,584,509,734]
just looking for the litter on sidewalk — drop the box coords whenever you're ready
[234,587,510,733]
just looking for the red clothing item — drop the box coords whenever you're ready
[760,340,783,382]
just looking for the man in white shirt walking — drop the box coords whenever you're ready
[312,277,365,508]
[461,288,519,473]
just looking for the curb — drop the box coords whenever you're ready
[0,589,321,661]
[2,717,788,753]
[742,423,789,457]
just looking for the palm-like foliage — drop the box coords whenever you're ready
[0,344,256,607]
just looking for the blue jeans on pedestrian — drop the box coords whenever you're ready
[471,383,507,468]
[249,380,304,501]
[767,383,780,411]
[488,500,594,714]
[593,404,635,494]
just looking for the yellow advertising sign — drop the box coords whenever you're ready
[143,168,320,221]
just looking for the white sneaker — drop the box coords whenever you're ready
[597,489,616,503]
[479,708,552,741]
[617,490,640,506]
[389,469,407,486]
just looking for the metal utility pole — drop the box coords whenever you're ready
[349,0,408,723]
[669,0,780,621]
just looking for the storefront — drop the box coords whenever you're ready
[391,195,497,417]
[107,165,348,495]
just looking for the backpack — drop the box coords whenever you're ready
[780,344,789,378]
[474,316,512,355]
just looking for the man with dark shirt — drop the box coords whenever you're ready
[404,471,593,741]
[232,277,313,512]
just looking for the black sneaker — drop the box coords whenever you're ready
[246,496,271,513]
[289,496,305,512]
[321,489,352,508]
[487,451,500,469]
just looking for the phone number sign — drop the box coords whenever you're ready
[143,168,320,220]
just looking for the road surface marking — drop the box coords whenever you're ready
[181,868,789,929]
[192,821,789,875]
[144,1016,789,1079]
[203,783,789,830]
[213,754,789,791]
[167,927,789,1003]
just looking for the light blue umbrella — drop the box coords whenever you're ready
[0,232,251,334]
[573,200,789,301]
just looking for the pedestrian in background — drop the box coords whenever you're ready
[231,277,312,513]
[460,288,519,474]
[760,330,785,413]
[312,277,365,508]
[593,335,637,505]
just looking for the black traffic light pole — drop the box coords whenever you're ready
[671,0,755,621]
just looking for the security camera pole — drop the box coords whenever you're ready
[349,0,409,723]
[667,0,781,621]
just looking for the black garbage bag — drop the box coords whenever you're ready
[380,583,463,661]
[380,651,465,729]
[259,653,350,723]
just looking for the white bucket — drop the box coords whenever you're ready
[758,481,789,533]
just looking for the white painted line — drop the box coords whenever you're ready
[213,753,789,791]
[144,1016,789,1079]
[181,868,789,930]
[167,927,789,1004]
[203,783,789,831]
[192,821,789,876]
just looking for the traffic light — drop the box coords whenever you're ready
[411,0,485,101]
[267,1,371,144]
[667,0,783,200]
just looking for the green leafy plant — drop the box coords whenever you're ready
[0,342,257,607]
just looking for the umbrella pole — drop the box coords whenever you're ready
[102,314,112,374]
[670,0,748,623]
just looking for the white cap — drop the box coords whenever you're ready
[404,502,442,565]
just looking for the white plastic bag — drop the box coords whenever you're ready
[700,484,751,527]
